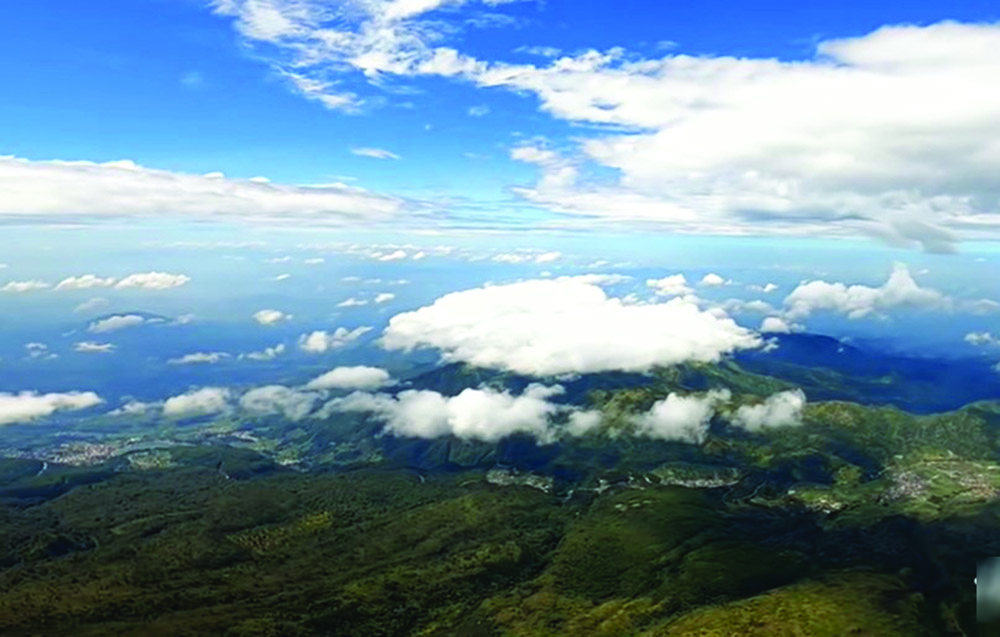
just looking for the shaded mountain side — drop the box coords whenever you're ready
[400,332,1000,414]
[737,333,1000,413]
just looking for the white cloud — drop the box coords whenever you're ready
[566,409,603,436]
[467,104,490,117]
[749,283,780,294]
[55,274,116,290]
[374,292,396,304]
[162,387,231,419]
[304,257,325,264]
[377,249,408,261]
[493,253,532,264]
[305,365,393,390]
[783,262,949,320]
[0,391,103,426]
[24,342,57,360]
[74,297,109,313]
[115,272,190,290]
[515,45,561,58]
[270,273,292,281]
[555,273,631,286]
[240,343,286,360]
[534,251,561,263]
[253,309,293,325]
[110,400,162,416]
[0,155,402,225]
[298,326,373,353]
[646,274,692,297]
[966,332,1000,347]
[732,389,807,431]
[88,314,147,333]
[74,341,115,354]
[760,316,794,334]
[963,299,1000,315]
[381,277,761,375]
[2,280,50,293]
[632,389,731,443]
[721,299,774,315]
[351,147,401,160]
[168,352,230,365]
[208,6,1000,248]
[700,273,730,287]
[325,383,565,441]
[239,385,320,420]
[337,297,369,307]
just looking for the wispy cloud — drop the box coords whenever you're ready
[351,147,401,160]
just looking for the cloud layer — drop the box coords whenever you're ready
[207,4,1000,248]
[0,391,103,426]
[0,155,403,225]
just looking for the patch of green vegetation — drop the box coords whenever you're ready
[546,489,718,601]
[228,511,334,555]
[644,572,934,636]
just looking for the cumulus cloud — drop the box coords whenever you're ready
[749,283,780,294]
[2,280,49,293]
[631,389,731,443]
[74,341,116,354]
[351,147,401,160]
[162,387,231,419]
[298,326,373,352]
[110,400,162,416]
[115,272,190,290]
[0,156,403,225]
[253,309,293,325]
[305,365,393,390]
[646,274,693,297]
[240,343,286,360]
[376,249,407,261]
[239,385,320,420]
[731,389,807,431]
[168,352,230,365]
[700,273,730,287]
[966,332,1000,347]
[324,383,566,441]
[55,274,116,290]
[24,342,57,360]
[88,314,148,333]
[381,278,760,375]
[0,391,103,426]
[760,317,793,334]
[374,292,395,304]
[566,409,603,436]
[783,262,949,320]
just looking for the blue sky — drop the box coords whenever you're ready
[1,1,1000,426]
[2,0,998,199]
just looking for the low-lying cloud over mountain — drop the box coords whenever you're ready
[381,277,761,375]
